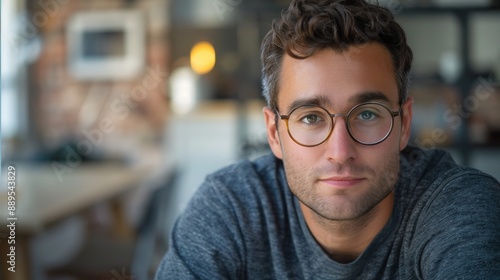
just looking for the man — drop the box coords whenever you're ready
[156,0,500,278]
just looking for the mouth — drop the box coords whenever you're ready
[318,176,365,189]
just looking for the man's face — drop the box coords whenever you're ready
[264,43,413,221]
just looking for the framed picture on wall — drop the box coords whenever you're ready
[67,10,145,81]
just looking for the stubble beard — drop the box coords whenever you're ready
[284,149,400,222]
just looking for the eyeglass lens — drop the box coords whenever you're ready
[286,103,394,146]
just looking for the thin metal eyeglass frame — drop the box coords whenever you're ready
[275,102,402,147]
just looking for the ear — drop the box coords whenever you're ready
[263,107,283,159]
[399,97,413,151]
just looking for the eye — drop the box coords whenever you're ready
[290,106,329,127]
[358,110,376,120]
[301,114,324,124]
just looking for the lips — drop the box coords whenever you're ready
[318,176,365,188]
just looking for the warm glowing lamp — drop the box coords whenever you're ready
[190,41,216,75]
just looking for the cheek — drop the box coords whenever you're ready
[281,144,319,192]
[358,134,400,166]
[280,137,322,164]
[280,141,322,179]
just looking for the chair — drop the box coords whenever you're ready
[46,169,177,280]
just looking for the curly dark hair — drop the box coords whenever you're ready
[261,0,413,110]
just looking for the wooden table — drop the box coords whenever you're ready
[0,157,166,280]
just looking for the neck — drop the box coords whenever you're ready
[300,191,394,263]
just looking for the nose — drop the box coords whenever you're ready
[324,116,357,164]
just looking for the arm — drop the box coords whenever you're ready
[155,176,245,279]
[412,172,500,279]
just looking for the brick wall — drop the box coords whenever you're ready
[28,0,170,160]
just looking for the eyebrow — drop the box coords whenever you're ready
[348,91,392,105]
[286,96,332,113]
[284,91,393,114]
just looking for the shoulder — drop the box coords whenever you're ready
[198,153,283,201]
[401,146,500,227]
[179,153,286,225]
[207,153,281,187]
[157,154,285,278]
[404,145,500,214]
[399,146,498,199]
[417,164,500,230]
[401,148,500,278]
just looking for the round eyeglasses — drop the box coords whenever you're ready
[276,102,402,147]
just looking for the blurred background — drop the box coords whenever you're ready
[1,0,499,279]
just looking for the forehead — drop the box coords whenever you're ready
[278,43,398,112]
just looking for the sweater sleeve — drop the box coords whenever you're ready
[154,175,245,280]
[411,171,500,279]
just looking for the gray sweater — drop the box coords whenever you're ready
[155,146,500,279]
